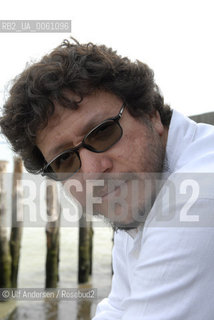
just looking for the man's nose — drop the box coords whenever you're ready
[79,148,113,174]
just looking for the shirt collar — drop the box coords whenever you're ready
[126,228,138,239]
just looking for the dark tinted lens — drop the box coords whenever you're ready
[47,151,80,180]
[84,120,122,151]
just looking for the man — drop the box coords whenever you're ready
[1,39,214,319]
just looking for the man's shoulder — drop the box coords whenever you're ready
[168,110,214,173]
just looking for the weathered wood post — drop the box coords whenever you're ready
[78,213,91,283]
[77,298,92,320]
[45,180,60,288]
[10,157,23,288]
[0,161,11,291]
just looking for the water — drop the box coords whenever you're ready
[0,226,113,320]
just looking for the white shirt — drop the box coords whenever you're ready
[93,110,214,320]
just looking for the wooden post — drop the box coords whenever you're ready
[45,181,60,288]
[77,299,92,319]
[78,213,91,283]
[10,157,23,288]
[0,161,11,291]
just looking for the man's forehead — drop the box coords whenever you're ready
[42,90,117,126]
[39,90,122,129]
[37,92,90,137]
[36,102,75,143]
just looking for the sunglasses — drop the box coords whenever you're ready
[41,103,126,181]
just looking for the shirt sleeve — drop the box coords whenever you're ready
[92,230,130,320]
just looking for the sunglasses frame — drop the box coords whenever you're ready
[41,102,126,181]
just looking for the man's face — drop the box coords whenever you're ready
[37,90,168,230]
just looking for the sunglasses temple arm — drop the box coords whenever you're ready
[119,103,126,118]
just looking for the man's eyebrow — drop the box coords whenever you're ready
[80,116,103,136]
[47,115,107,161]
[47,142,74,161]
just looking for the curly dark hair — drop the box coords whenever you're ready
[0,39,172,174]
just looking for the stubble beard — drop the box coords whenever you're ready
[101,132,167,232]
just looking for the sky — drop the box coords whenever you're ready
[0,0,213,162]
